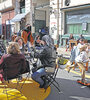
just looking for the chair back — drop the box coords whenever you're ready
[2,54,30,80]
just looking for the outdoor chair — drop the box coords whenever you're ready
[42,54,69,93]
[42,60,60,93]
[0,54,30,99]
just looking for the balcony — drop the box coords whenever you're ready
[0,0,15,12]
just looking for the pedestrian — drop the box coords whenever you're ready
[26,26,34,50]
[75,45,89,83]
[21,25,34,52]
[21,28,28,45]
[17,30,21,37]
[67,39,85,72]
[12,32,17,41]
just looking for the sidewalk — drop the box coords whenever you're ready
[57,47,71,58]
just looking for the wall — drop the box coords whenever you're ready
[32,0,49,33]
[33,0,49,6]
[35,10,45,20]
[50,0,59,41]
[0,0,14,11]
[2,10,15,24]
[25,0,30,14]
[1,10,15,38]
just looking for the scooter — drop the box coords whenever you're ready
[77,80,90,86]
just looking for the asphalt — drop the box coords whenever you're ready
[45,68,90,100]
[45,47,90,100]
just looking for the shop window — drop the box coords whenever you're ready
[66,9,90,35]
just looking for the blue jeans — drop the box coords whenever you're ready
[27,41,31,52]
[31,68,46,86]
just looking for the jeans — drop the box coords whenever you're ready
[31,68,46,86]
[27,41,31,52]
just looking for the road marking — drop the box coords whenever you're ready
[65,69,90,78]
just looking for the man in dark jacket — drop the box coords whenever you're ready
[31,35,56,88]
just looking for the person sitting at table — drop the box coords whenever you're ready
[31,35,56,89]
[66,34,74,51]
[0,42,26,82]
[14,36,25,54]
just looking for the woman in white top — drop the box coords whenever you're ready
[75,45,89,83]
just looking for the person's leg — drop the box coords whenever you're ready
[27,41,31,52]
[31,68,46,86]
[67,62,77,73]
[77,62,86,82]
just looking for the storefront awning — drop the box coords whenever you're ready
[11,13,27,22]
[60,4,90,11]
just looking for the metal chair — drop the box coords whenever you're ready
[0,54,30,99]
[42,64,60,93]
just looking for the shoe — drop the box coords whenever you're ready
[43,81,49,89]
[18,76,22,81]
[39,84,45,88]
[67,64,75,73]
[44,84,49,89]
[39,85,44,88]
[77,79,87,85]
[67,67,72,73]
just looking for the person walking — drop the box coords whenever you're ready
[21,25,34,52]
[75,45,89,83]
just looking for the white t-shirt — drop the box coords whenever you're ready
[75,51,89,63]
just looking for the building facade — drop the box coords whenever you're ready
[0,0,16,39]
[1,0,90,45]
[60,0,90,46]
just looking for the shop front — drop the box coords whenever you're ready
[61,6,90,46]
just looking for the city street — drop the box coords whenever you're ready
[46,68,90,100]
[0,0,90,100]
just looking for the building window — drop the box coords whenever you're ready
[20,0,25,13]
[65,9,90,35]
